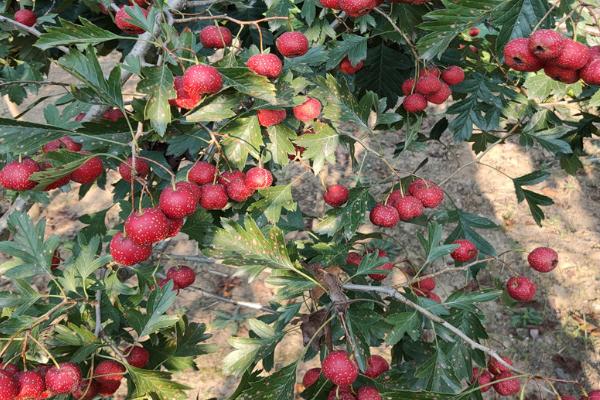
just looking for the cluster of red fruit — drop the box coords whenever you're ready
[319,0,429,18]
[0,347,149,400]
[402,66,465,113]
[471,356,520,396]
[302,351,389,400]
[505,246,558,303]
[504,29,600,85]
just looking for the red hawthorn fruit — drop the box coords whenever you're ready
[165,217,184,238]
[559,396,577,400]
[339,57,365,74]
[555,39,590,70]
[320,0,341,9]
[126,346,150,368]
[528,29,565,60]
[42,169,71,191]
[199,184,228,210]
[124,207,170,245]
[408,179,444,208]
[0,363,18,377]
[218,170,245,186]
[42,136,82,153]
[544,65,580,84]
[339,0,376,17]
[506,276,537,302]
[412,277,435,293]
[472,368,493,392]
[302,368,321,388]
[169,76,201,110]
[247,53,283,79]
[50,249,62,270]
[257,109,287,127]
[441,66,465,86]
[183,64,223,96]
[70,156,103,184]
[293,97,322,122]
[119,157,150,182]
[73,379,99,400]
[245,167,273,190]
[225,177,254,202]
[487,356,513,376]
[591,45,600,58]
[426,82,452,104]
[503,38,544,72]
[324,184,350,207]
[450,239,478,262]
[75,112,86,122]
[102,108,124,122]
[369,203,399,227]
[357,386,381,400]
[586,391,600,400]
[415,75,442,95]
[469,27,480,37]
[199,25,233,49]
[527,247,558,272]
[402,94,427,113]
[110,232,153,266]
[427,291,442,303]
[45,362,81,394]
[159,185,197,219]
[580,57,600,85]
[394,195,424,221]
[189,161,218,185]
[0,370,17,400]
[15,370,45,399]
[369,259,393,281]
[276,31,309,58]
[175,181,202,202]
[385,190,403,208]
[493,371,521,396]
[0,158,41,191]
[420,67,441,78]
[364,355,389,378]
[346,252,363,266]
[96,380,121,396]
[166,265,196,289]
[401,78,416,95]
[322,351,359,386]
[15,9,37,26]
[115,6,147,35]
[328,388,356,400]
[94,360,125,384]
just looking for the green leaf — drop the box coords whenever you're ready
[314,187,372,239]
[219,67,279,104]
[385,311,421,345]
[284,46,329,74]
[524,127,573,154]
[294,121,339,175]
[266,124,296,166]
[326,34,368,69]
[249,184,297,224]
[186,94,241,122]
[443,290,502,310]
[0,118,73,154]
[231,362,297,400]
[523,73,583,100]
[128,282,179,338]
[492,0,551,52]
[36,17,126,50]
[137,65,175,136]
[128,366,189,400]
[72,236,110,281]
[513,170,554,226]
[418,223,459,265]
[445,210,497,257]
[222,116,263,170]
[181,208,216,247]
[266,269,316,300]
[30,151,90,190]
[414,350,463,393]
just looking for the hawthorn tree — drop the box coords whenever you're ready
[0,0,599,399]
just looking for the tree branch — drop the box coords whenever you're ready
[173,14,288,25]
[0,15,69,53]
[188,286,275,313]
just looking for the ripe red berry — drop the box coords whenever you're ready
[115,6,147,35]
[450,239,478,262]
[71,156,103,184]
[119,157,150,182]
[402,94,427,113]
[369,260,393,281]
[110,232,152,266]
[166,265,196,289]
[339,57,365,74]
[586,391,600,400]
[276,31,309,58]
[506,276,537,302]
[324,184,349,207]
[504,38,544,72]
[339,0,376,17]
[488,356,512,376]
[245,167,273,190]
[472,368,493,392]
[401,78,416,95]
[441,66,465,86]
[126,346,150,368]
[394,195,424,221]
[42,136,82,153]
[14,9,37,26]
[165,217,184,238]
[225,177,255,202]
[96,380,121,396]
[408,179,444,208]
[346,252,363,266]
[189,161,218,185]
[94,360,125,384]
[199,25,232,49]
[529,29,565,60]
[0,159,40,191]
[302,368,321,388]
[247,53,283,79]
[0,370,17,400]
[412,277,436,293]
[555,39,590,70]
[320,0,341,9]
[257,109,287,127]
[293,97,322,122]
[50,249,62,270]
[199,184,228,210]
[560,396,577,400]
[15,370,45,399]
[169,76,202,110]
[357,386,381,400]
[369,203,399,227]
[124,208,170,245]
[427,291,442,303]
[364,355,389,378]
[328,387,356,400]
[420,67,441,78]
[527,247,558,272]
[544,65,580,84]
[493,371,521,396]
[72,379,99,400]
[183,64,223,96]
[580,57,600,85]
[322,351,358,386]
[415,75,442,95]
[469,27,480,37]
[159,185,197,219]
[218,170,246,185]
[175,181,201,203]
[102,108,124,122]
[426,82,452,104]
[45,362,81,394]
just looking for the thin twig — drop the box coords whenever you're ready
[188,286,275,313]
[373,8,419,61]
[173,14,288,25]
[407,257,497,285]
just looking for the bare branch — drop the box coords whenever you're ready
[188,286,275,313]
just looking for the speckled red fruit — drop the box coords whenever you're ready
[413,277,435,292]
[322,351,358,386]
[369,260,393,281]
[257,109,287,127]
[403,94,427,113]
[43,136,82,153]
[426,82,451,104]
[218,170,245,185]
[339,57,364,74]
[276,31,309,58]
[451,239,478,262]
[469,27,480,37]
[357,386,381,400]
[200,25,232,49]
[71,157,103,184]
[165,217,184,238]
[369,203,399,227]
[159,186,197,219]
[529,30,565,60]
[346,252,362,266]
[0,159,40,191]
[364,355,389,378]
[441,66,465,86]
[320,0,341,9]
[472,368,493,392]
[94,360,125,384]
[124,208,170,245]
[169,76,201,110]
[324,184,349,207]
[427,291,442,303]
[199,184,228,210]
[580,57,600,85]
[96,380,121,396]
[394,195,423,221]
[102,108,123,122]
[15,9,37,26]
[110,232,152,266]
[408,179,444,208]
[527,247,558,272]
[183,64,223,96]
[45,363,81,394]
[487,356,512,376]
[585,390,600,400]
[504,38,544,72]
[189,161,218,185]
[493,371,520,396]
[245,167,273,190]
[328,388,356,400]
[339,0,376,17]
[166,265,196,289]
[0,370,17,400]
[73,379,98,400]
[119,157,150,182]
[126,346,150,368]
[50,249,61,270]
[556,39,590,70]
[15,370,44,399]
[420,67,441,78]
[225,177,254,202]
[544,65,579,83]
[293,98,322,122]
[175,181,201,203]
[415,75,442,95]
[115,6,147,34]
[506,276,536,302]
[401,78,415,95]
[302,368,321,388]
[0,363,18,377]
[247,54,283,79]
